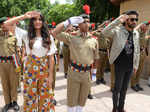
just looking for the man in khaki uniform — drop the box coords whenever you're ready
[131,23,149,91]
[94,20,114,87]
[147,29,150,87]
[110,64,115,92]
[108,37,115,92]
[96,32,110,85]
[62,25,77,79]
[0,17,19,112]
[62,43,70,78]
[55,39,60,72]
[53,38,60,105]
[48,24,59,105]
[52,15,99,112]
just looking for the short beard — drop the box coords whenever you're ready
[128,24,136,29]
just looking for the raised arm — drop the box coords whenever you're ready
[102,14,129,37]
[52,16,84,36]
[4,11,40,28]
[134,22,149,42]
[51,16,84,44]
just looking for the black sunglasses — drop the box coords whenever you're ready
[130,18,138,22]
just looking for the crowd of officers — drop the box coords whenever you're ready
[61,17,150,95]
[0,12,150,112]
[49,15,150,102]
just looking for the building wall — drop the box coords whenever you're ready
[120,0,150,23]
[120,0,150,79]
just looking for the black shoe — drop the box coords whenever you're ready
[112,108,118,112]
[88,94,93,99]
[100,78,106,84]
[131,86,139,92]
[148,84,150,87]
[118,109,126,112]
[104,68,110,73]
[110,88,114,92]
[64,73,67,79]
[12,101,20,111]
[136,84,144,91]
[2,103,11,112]
[96,79,101,85]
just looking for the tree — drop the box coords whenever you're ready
[47,3,80,24]
[0,0,51,17]
[74,0,120,23]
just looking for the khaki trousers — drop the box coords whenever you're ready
[131,51,146,86]
[0,63,18,104]
[52,65,56,92]
[67,68,91,107]
[62,46,70,74]
[110,64,115,89]
[96,52,108,80]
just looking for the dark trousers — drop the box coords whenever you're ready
[112,65,133,111]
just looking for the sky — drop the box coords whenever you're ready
[50,0,67,4]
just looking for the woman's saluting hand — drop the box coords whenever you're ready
[24,11,41,19]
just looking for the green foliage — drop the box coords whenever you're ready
[0,0,78,24]
[0,0,51,17]
[75,0,120,23]
[0,0,120,24]
[48,4,80,24]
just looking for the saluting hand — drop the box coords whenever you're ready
[118,14,129,23]
[140,24,148,33]
[24,11,40,19]
[135,23,148,33]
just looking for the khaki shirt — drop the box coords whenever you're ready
[0,29,16,56]
[56,32,99,65]
[146,30,150,53]
[139,32,148,49]
[93,32,110,50]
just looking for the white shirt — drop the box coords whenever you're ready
[15,27,57,57]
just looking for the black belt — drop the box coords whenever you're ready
[99,48,107,52]
[70,62,91,72]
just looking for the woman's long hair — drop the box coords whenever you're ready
[28,13,51,50]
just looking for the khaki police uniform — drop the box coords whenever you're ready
[56,31,99,107]
[0,29,18,104]
[131,30,149,87]
[110,64,115,89]
[62,43,70,75]
[94,31,115,89]
[96,32,110,80]
[147,30,150,82]
[52,39,60,91]
[108,38,115,90]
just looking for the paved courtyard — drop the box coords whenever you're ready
[0,59,150,112]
